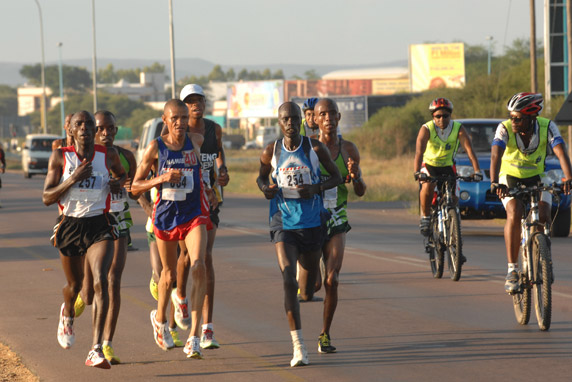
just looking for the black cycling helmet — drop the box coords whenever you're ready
[428,98,454,114]
[507,92,543,115]
[303,97,319,112]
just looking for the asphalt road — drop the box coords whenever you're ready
[1,170,572,381]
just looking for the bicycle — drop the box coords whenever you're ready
[422,174,479,281]
[506,183,561,331]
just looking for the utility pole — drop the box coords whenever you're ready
[168,0,176,99]
[91,0,98,112]
[530,0,538,92]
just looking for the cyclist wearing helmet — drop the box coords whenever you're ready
[490,92,572,293]
[414,97,481,238]
[301,97,320,138]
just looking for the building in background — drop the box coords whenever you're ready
[98,72,166,102]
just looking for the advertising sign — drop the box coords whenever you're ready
[291,96,367,133]
[372,78,410,95]
[227,81,284,118]
[409,43,465,92]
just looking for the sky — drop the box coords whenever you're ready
[0,0,546,67]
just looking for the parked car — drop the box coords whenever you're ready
[455,118,571,237]
[21,134,61,178]
[136,118,163,164]
[243,126,281,149]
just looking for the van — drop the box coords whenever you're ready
[136,118,164,164]
[21,134,61,178]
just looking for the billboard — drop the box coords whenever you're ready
[227,81,284,118]
[409,43,465,92]
[372,78,410,95]
[284,79,372,100]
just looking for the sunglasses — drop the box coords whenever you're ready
[510,116,526,123]
[433,114,450,119]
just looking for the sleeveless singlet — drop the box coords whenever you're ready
[320,140,350,226]
[199,119,223,203]
[153,135,209,232]
[58,145,111,218]
[269,136,322,230]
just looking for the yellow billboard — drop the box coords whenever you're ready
[372,78,410,95]
[409,43,465,92]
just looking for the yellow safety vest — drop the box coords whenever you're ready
[423,120,461,167]
[499,117,549,178]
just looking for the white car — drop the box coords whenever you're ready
[21,134,61,178]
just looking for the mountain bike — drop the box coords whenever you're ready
[507,183,561,331]
[423,174,478,281]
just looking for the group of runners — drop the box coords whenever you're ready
[415,92,572,293]
[45,87,570,370]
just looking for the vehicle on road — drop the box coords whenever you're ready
[136,118,163,164]
[455,119,571,237]
[21,134,61,178]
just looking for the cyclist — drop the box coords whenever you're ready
[414,97,481,238]
[300,97,320,138]
[490,92,572,293]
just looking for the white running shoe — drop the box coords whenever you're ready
[200,329,220,349]
[85,345,111,369]
[290,343,309,367]
[183,336,203,359]
[57,303,74,349]
[170,289,191,330]
[150,310,175,350]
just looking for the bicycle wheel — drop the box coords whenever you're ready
[445,208,463,281]
[428,214,444,279]
[532,234,552,331]
[512,246,531,325]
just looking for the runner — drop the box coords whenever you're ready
[316,98,366,353]
[131,99,211,359]
[300,97,320,138]
[52,113,74,151]
[490,92,572,292]
[414,98,481,238]
[42,110,126,369]
[138,186,185,347]
[91,110,137,364]
[179,84,229,350]
[0,142,5,207]
[257,101,341,367]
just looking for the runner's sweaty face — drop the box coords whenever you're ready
[315,100,340,135]
[70,112,96,147]
[163,104,190,139]
[278,104,302,139]
[95,115,117,147]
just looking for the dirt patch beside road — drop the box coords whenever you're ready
[0,343,38,382]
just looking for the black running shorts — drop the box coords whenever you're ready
[51,214,118,257]
[270,226,324,252]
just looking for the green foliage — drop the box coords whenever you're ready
[29,91,158,136]
[0,85,17,116]
[304,69,320,80]
[20,64,91,93]
[97,62,165,84]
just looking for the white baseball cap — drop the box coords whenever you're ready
[180,84,205,101]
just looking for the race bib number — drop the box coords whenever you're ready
[69,174,104,202]
[279,167,311,199]
[110,188,127,212]
[162,169,194,201]
[323,187,338,209]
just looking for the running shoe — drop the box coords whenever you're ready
[85,345,111,369]
[57,302,74,349]
[170,329,184,347]
[74,293,86,317]
[149,276,158,301]
[200,329,220,349]
[150,310,175,351]
[183,336,203,359]
[171,289,191,330]
[505,270,519,293]
[420,216,431,237]
[102,345,121,365]
[318,333,337,353]
[290,343,309,367]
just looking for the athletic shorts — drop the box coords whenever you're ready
[147,231,156,245]
[270,226,325,252]
[51,213,118,257]
[111,209,133,237]
[154,214,212,241]
[500,174,551,208]
[210,206,221,228]
[421,163,459,197]
[326,221,351,239]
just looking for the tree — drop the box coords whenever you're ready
[0,85,17,116]
[304,69,320,80]
[208,65,226,82]
[225,68,236,81]
[237,69,249,81]
[20,64,91,93]
[98,63,118,84]
[272,69,285,80]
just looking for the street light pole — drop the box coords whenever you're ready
[57,42,65,137]
[486,36,493,75]
[33,0,47,134]
[168,0,176,99]
[91,0,98,112]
